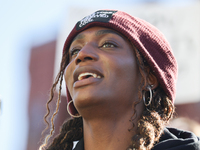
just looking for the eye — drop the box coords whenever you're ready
[70,48,80,57]
[101,41,117,48]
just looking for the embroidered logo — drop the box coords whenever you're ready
[76,10,117,30]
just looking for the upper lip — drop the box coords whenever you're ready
[73,66,104,83]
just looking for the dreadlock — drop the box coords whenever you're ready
[39,51,70,150]
[129,47,174,150]
[39,45,174,150]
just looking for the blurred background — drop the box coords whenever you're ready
[0,0,200,150]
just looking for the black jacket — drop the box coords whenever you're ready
[73,127,200,150]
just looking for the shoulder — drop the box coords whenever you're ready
[152,127,200,150]
[73,128,200,150]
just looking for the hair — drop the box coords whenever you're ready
[39,43,174,150]
[130,47,174,149]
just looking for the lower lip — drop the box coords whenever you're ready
[73,77,102,88]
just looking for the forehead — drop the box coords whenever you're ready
[71,26,126,43]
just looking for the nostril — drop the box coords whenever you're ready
[76,57,93,64]
[77,59,81,64]
[84,57,93,60]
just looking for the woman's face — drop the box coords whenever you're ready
[64,27,141,115]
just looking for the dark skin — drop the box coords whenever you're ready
[64,27,158,150]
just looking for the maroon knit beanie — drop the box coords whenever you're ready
[63,10,178,116]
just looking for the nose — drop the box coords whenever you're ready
[75,43,98,65]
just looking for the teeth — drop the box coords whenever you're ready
[78,72,101,81]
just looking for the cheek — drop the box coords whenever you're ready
[106,54,140,91]
[64,63,74,92]
[121,60,139,87]
[118,61,140,100]
[109,55,138,78]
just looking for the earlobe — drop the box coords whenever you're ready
[148,72,159,90]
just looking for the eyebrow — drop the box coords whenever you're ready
[95,29,124,38]
[72,34,85,42]
[72,29,125,43]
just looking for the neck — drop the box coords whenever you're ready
[82,109,139,150]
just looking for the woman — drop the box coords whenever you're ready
[39,10,200,150]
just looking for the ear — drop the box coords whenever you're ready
[147,72,159,90]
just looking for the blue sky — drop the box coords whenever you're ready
[0,0,198,150]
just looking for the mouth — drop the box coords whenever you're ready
[78,72,101,81]
[73,66,104,86]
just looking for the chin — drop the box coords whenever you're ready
[73,89,109,111]
[73,92,98,108]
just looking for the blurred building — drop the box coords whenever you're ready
[27,40,70,150]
